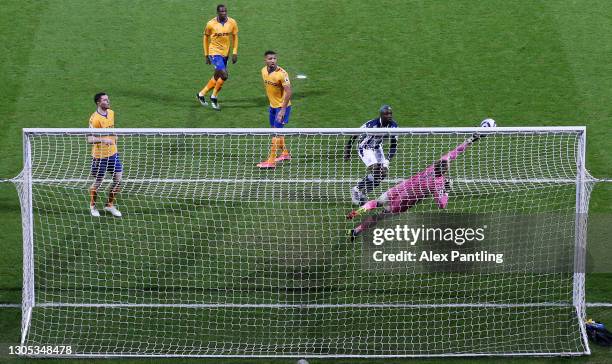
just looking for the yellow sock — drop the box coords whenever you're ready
[266,137,280,163]
[200,77,216,96]
[278,136,290,156]
[212,78,225,98]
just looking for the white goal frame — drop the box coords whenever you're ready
[18,127,591,357]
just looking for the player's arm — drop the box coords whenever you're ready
[231,22,238,63]
[203,25,211,64]
[344,136,358,160]
[440,134,481,162]
[87,136,114,144]
[387,135,398,160]
[275,76,292,123]
[87,122,114,145]
[433,182,449,209]
[87,135,114,144]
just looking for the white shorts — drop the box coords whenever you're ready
[358,148,389,168]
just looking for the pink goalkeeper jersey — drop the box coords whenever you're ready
[386,140,471,213]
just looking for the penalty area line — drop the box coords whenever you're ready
[2,303,612,308]
[587,302,612,308]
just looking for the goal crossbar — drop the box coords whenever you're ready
[23,126,586,135]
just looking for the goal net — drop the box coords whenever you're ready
[15,127,593,357]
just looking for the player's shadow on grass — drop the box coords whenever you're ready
[118,88,195,107]
[221,97,268,109]
[222,89,329,109]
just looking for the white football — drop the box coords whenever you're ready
[480,118,497,128]
[297,360,309,364]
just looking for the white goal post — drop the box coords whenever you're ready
[15,127,593,357]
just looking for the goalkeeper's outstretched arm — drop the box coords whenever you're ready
[432,133,482,208]
[440,133,481,162]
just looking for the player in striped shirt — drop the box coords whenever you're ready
[347,133,482,241]
[344,105,398,204]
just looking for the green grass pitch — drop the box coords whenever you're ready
[1,0,612,363]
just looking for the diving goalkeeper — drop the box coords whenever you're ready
[347,132,482,240]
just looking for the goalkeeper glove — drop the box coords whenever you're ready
[469,133,482,143]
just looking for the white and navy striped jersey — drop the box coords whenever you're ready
[357,118,399,158]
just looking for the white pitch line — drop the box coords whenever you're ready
[587,302,612,307]
[35,302,577,309]
[4,302,612,308]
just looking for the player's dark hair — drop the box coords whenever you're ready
[94,92,107,104]
[264,50,277,57]
[379,104,392,113]
[217,4,226,12]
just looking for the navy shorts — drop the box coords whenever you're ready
[268,106,292,128]
[91,153,123,178]
[209,55,228,71]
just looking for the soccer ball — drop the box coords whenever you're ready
[480,118,497,128]
[297,360,309,364]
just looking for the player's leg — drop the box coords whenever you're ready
[350,208,395,242]
[349,192,395,241]
[103,155,123,217]
[351,149,373,204]
[361,163,388,192]
[369,149,389,191]
[347,191,389,220]
[360,148,389,192]
[352,149,385,204]
[257,108,283,168]
[274,106,292,162]
[212,68,228,97]
[197,77,215,106]
[103,172,122,217]
[210,57,229,110]
[197,56,217,106]
[89,158,106,217]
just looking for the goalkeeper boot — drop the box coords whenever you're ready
[90,205,100,217]
[104,204,122,217]
[347,200,378,220]
[196,93,208,107]
[210,97,220,111]
[349,229,360,242]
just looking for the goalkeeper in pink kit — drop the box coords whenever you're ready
[347,133,482,240]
